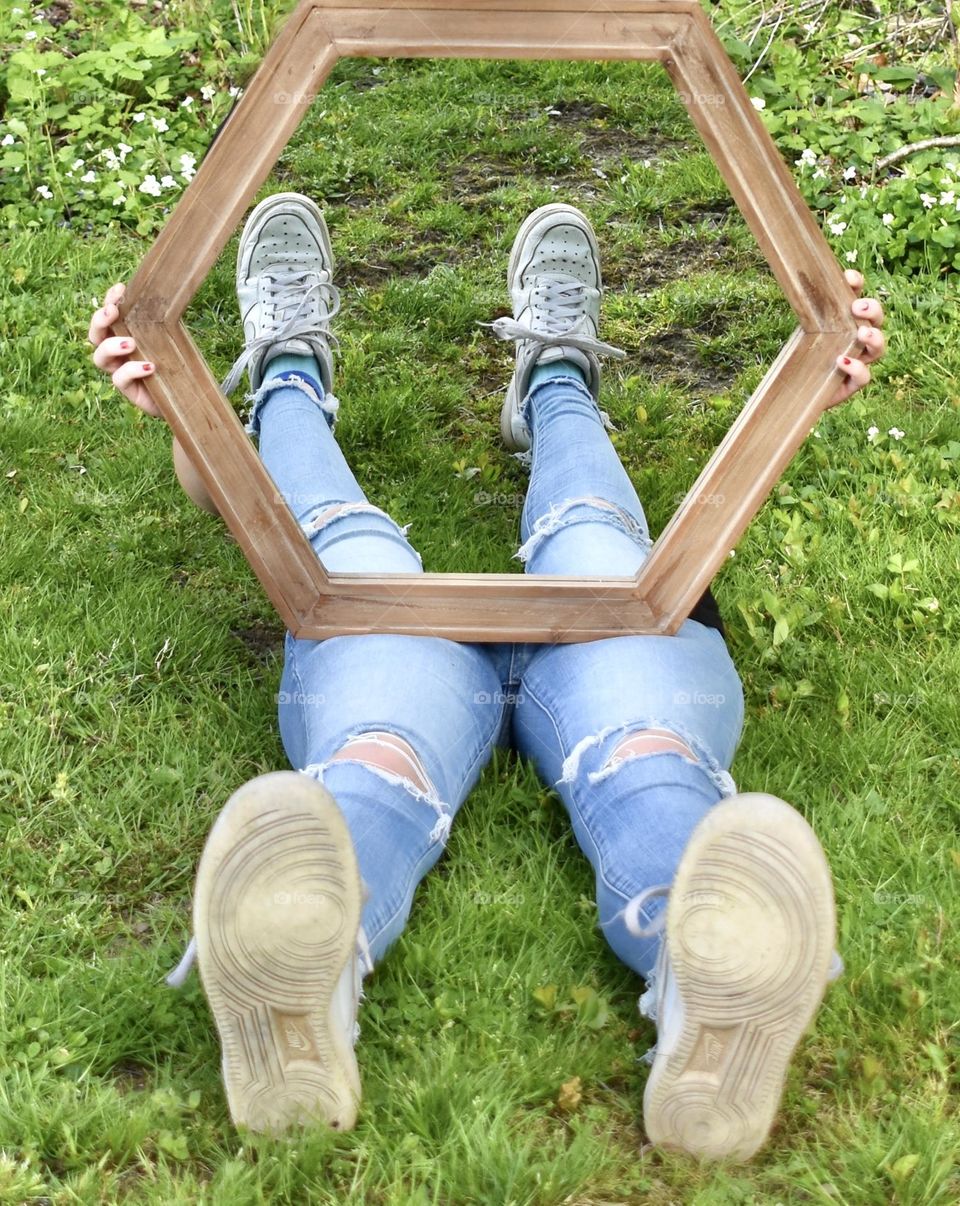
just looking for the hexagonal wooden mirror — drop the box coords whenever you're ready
[116,0,859,643]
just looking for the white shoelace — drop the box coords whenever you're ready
[481,276,627,362]
[623,883,671,939]
[221,269,342,397]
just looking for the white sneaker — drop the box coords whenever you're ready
[221,192,341,400]
[628,793,842,1162]
[190,771,364,1133]
[485,202,626,451]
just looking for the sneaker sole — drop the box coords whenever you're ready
[500,203,601,451]
[193,771,362,1134]
[643,793,836,1162]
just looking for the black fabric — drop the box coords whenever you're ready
[688,585,725,640]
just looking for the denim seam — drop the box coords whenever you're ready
[519,685,642,916]
[357,701,504,960]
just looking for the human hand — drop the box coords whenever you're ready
[828,269,886,408]
[88,282,162,418]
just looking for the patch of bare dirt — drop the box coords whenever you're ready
[231,622,284,664]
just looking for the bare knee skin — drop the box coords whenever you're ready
[605,728,698,768]
[328,732,432,795]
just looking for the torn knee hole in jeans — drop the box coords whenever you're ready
[559,720,737,797]
[301,501,413,540]
[515,496,651,564]
[301,732,452,843]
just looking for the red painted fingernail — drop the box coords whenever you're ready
[842,357,852,366]
[120,340,132,350]
[143,363,153,372]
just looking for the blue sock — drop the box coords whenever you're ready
[528,357,587,392]
[264,351,325,398]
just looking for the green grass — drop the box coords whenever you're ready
[2,51,959,1205]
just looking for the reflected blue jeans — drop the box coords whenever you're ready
[250,369,744,980]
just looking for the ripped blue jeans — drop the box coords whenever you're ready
[250,369,744,980]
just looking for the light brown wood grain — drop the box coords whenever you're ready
[117,0,859,643]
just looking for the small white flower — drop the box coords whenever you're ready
[80,169,97,183]
[2,134,16,147]
[181,96,194,108]
[200,84,216,101]
[845,250,858,262]
[812,167,828,180]
[751,97,766,110]
[888,427,905,440]
[139,174,162,197]
[24,29,37,40]
[160,174,176,188]
[179,151,197,180]
[843,166,857,181]
[132,112,146,123]
[112,194,124,206]
[859,185,869,198]
[35,68,46,77]
[151,116,169,132]
[117,142,133,160]
[36,183,53,199]
[920,193,936,209]
[867,425,880,443]
[882,212,895,226]
[828,220,847,236]
[11,7,24,14]
[798,148,817,167]
[940,190,956,206]
[228,85,241,98]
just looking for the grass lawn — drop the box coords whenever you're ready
[2,49,959,1205]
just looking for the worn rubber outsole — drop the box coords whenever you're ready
[643,793,836,1162]
[500,202,601,451]
[193,771,362,1134]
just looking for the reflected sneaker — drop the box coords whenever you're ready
[628,793,841,1162]
[485,202,626,451]
[221,191,341,403]
[191,771,364,1134]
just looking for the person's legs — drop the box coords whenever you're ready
[186,193,509,1134]
[498,203,838,1160]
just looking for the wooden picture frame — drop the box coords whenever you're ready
[115,0,859,643]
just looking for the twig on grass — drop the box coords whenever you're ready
[876,135,960,172]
